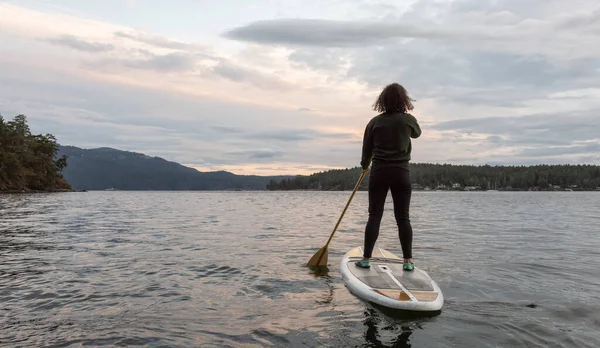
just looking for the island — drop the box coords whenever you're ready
[266,164,600,192]
[0,114,73,193]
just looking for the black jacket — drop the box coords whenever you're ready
[360,112,422,170]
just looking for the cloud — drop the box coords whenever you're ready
[288,48,350,72]
[114,30,196,50]
[2,0,600,175]
[222,4,600,61]
[120,52,200,73]
[44,33,289,89]
[223,19,458,47]
[516,143,600,158]
[225,149,284,159]
[0,58,363,173]
[430,111,600,143]
[245,129,355,142]
[209,58,292,90]
[211,126,242,133]
[223,18,511,48]
[222,0,600,101]
[1,3,302,97]
[427,109,600,163]
[44,34,115,52]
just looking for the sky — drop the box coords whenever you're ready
[1,0,599,175]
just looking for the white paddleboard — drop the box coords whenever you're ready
[340,246,444,312]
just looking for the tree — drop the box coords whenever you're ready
[265,163,600,191]
[0,114,71,192]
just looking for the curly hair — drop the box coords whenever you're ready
[372,83,415,113]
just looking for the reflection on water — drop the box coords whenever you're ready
[362,307,414,348]
[1,191,600,347]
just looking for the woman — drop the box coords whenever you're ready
[355,83,422,271]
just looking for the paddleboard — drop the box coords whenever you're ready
[340,246,444,312]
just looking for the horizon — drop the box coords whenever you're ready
[1,1,599,175]
[58,143,600,177]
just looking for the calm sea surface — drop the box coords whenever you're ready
[1,191,599,347]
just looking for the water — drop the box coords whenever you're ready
[1,191,599,347]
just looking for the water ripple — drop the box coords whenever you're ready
[0,191,599,347]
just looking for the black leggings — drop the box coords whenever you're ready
[363,166,413,259]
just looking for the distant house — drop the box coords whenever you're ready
[412,183,424,190]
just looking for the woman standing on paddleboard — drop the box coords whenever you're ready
[355,83,422,271]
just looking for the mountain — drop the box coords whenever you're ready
[54,145,600,192]
[58,145,292,191]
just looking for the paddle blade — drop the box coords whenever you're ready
[307,246,328,268]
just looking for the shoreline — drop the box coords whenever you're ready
[265,188,600,192]
[0,189,87,194]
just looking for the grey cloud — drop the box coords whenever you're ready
[7,29,600,173]
[247,130,312,141]
[121,52,198,72]
[432,112,598,135]
[44,34,115,52]
[344,40,599,101]
[246,129,354,142]
[460,52,595,88]
[475,151,600,166]
[577,154,600,164]
[0,64,358,169]
[209,59,291,90]
[343,41,464,94]
[442,143,600,166]
[288,49,348,71]
[284,41,592,109]
[432,111,600,149]
[88,49,288,91]
[114,31,195,50]
[516,143,600,158]
[206,148,292,165]
[211,126,243,133]
[486,135,504,144]
[357,1,400,15]
[555,8,600,30]
[223,0,600,109]
[225,149,284,159]
[222,18,503,47]
[449,94,527,108]
[448,0,596,19]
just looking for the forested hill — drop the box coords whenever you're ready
[58,146,292,191]
[0,114,71,192]
[266,164,600,191]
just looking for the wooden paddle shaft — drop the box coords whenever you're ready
[323,169,368,249]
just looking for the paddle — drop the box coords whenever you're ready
[307,168,369,268]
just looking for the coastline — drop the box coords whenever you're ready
[0,189,86,194]
[266,188,600,192]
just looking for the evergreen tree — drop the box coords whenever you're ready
[0,114,71,192]
[265,164,600,191]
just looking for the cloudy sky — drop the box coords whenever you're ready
[1,0,599,175]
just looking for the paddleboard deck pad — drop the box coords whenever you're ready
[340,246,444,312]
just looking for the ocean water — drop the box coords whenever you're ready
[0,191,599,348]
